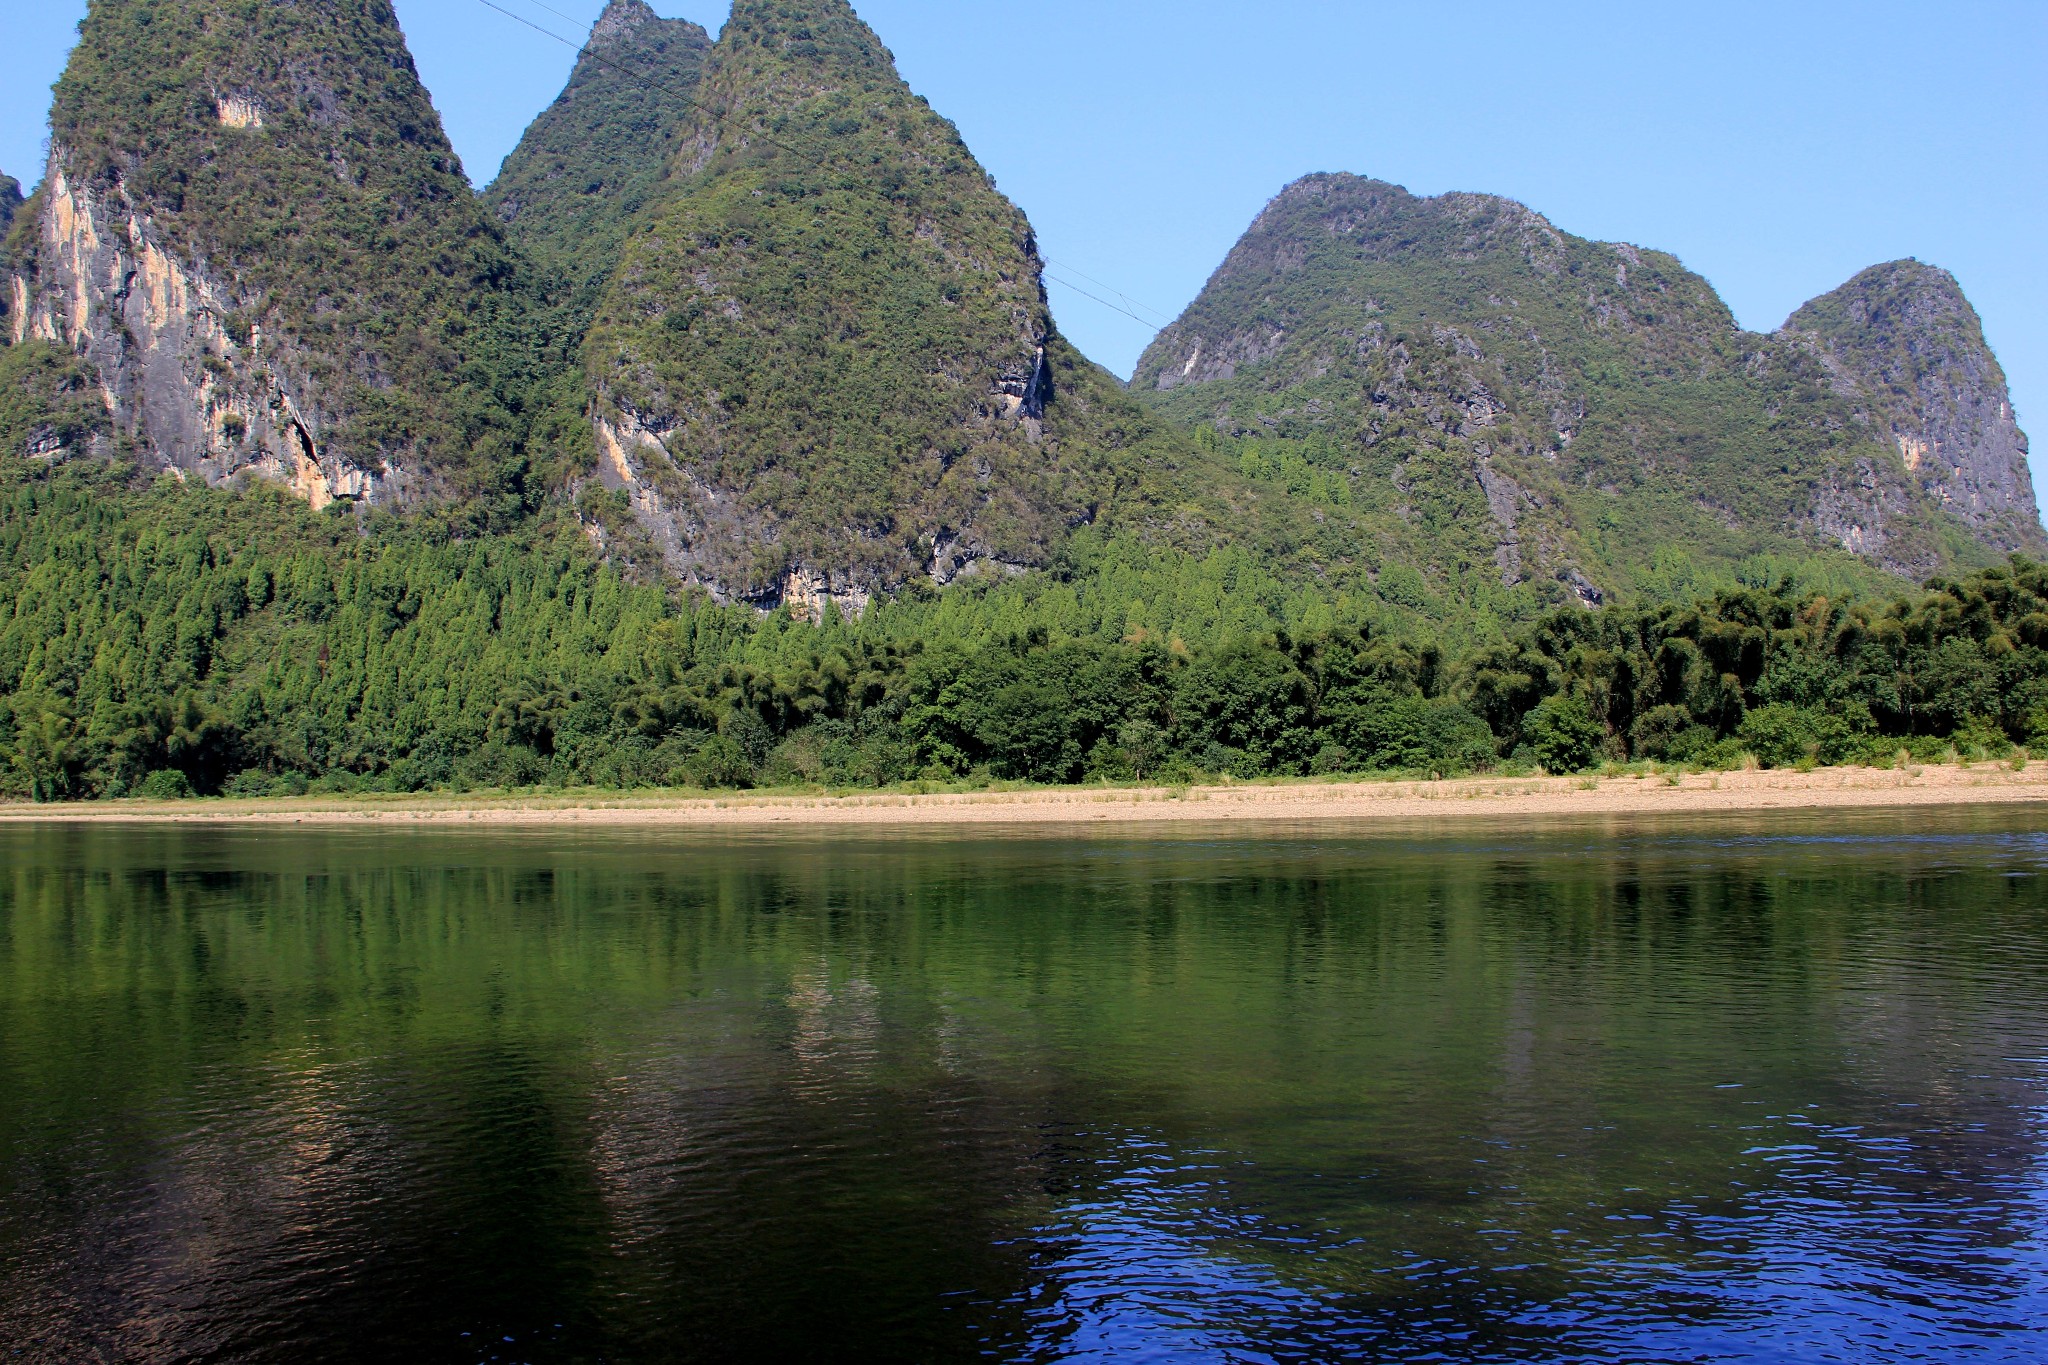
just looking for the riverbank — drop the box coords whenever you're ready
[4,761,2048,828]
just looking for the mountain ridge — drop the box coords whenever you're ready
[1134,172,2040,600]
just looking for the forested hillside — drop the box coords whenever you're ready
[2,445,2039,801]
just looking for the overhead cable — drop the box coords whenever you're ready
[470,0,1172,333]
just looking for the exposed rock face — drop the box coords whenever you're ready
[1137,173,2026,588]
[584,0,1105,607]
[484,0,712,326]
[1783,261,2045,554]
[5,0,555,508]
[8,168,375,505]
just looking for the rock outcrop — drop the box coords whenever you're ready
[484,0,712,328]
[1136,173,2038,588]
[582,0,1113,606]
[5,0,558,508]
[1783,261,2044,554]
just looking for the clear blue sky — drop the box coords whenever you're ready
[5,1,2044,484]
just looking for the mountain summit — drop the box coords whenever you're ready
[580,0,1110,608]
[484,0,712,324]
[1136,173,2040,592]
[5,0,557,511]
[1783,260,2041,554]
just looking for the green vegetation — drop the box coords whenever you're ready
[1134,174,2008,593]
[583,0,1160,596]
[483,0,711,333]
[3,448,2039,803]
[46,0,568,502]
[0,172,20,252]
[0,343,110,462]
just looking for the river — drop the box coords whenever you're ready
[2,811,2045,1361]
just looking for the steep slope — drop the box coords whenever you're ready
[483,0,711,326]
[5,0,562,514]
[581,0,1136,608]
[1783,261,2044,554]
[1136,174,2027,597]
[0,174,21,342]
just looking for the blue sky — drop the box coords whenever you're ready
[5,1,2044,486]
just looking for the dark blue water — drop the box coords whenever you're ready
[2,808,2046,1362]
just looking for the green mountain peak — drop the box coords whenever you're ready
[580,0,1108,606]
[1782,260,2042,553]
[1136,171,2032,591]
[484,0,713,323]
[6,0,559,513]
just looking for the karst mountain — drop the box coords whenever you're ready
[3,0,563,514]
[1,1,2039,624]
[1136,174,2042,606]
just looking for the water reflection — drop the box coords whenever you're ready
[1,811,2045,1361]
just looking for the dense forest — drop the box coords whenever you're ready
[3,432,2040,802]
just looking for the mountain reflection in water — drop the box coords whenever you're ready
[1,813,2045,1362]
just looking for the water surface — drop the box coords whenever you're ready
[3,810,2047,1362]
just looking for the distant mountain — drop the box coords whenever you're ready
[580,0,1146,608]
[1783,261,2042,554]
[3,0,562,514]
[1136,174,2040,598]
[4,2,2039,627]
[484,0,712,328]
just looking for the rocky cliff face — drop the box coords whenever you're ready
[484,0,711,328]
[6,0,559,511]
[582,0,1112,607]
[1136,173,2028,587]
[1783,261,2044,554]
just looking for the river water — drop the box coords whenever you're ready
[2,811,2046,1362]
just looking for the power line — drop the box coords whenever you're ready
[470,0,1172,334]
[1042,272,1159,330]
[502,0,590,29]
[1044,260,1173,326]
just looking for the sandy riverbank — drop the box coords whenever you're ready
[4,761,2048,828]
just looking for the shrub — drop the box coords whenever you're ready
[138,769,195,800]
[1525,694,1606,773]
[1736,704,1858,769]
[688,734,755,789]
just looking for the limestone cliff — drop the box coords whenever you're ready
[5,0,559,511]
[1782,261,2045,554]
